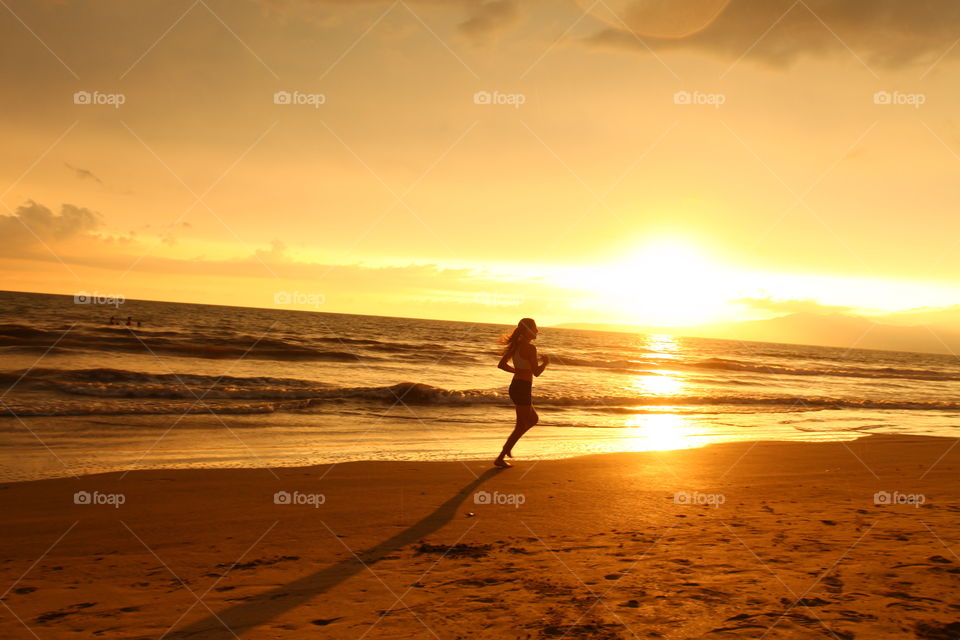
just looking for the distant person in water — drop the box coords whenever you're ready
[125,316,132,326]
[495,317,548,468]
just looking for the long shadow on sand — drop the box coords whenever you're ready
[170,467,503,638]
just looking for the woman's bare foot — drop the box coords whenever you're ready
[494,457,512,468]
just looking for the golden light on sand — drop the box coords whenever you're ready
[623,412,704,451]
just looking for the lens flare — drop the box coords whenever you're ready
[576,0,733,39]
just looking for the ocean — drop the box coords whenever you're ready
[2,290,959,481]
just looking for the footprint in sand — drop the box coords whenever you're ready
[35,602,97,624]
[915,621,960,639]
[415,542,492,558]
[218,555,300,571]
[823,575,843,593]
[835,610,876,622]
[507,547,535,555]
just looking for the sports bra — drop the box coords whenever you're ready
[513,347,532,370]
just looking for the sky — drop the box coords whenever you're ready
[3,0,960,334]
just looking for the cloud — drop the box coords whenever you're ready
[877,304,960,327]
[0,201,103,253]
[253,239,290,262]
[0,205,519,298]
[580,0,960,69]
[64,162,103,185]
[258,0,521,43]
[733,296,853,315]
[458,0,519,44]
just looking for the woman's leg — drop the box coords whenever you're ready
[496,406,525,463]
[504,406,528,457]
[501,405,537,458]
[512,406,537,454]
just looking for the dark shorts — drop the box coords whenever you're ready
[508,378,533,406]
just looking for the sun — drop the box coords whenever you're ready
[549,236,738,326]
[602,238,732,326]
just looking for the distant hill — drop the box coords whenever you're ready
[553,311,960,355]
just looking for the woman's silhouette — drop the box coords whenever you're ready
[495,318,548,468]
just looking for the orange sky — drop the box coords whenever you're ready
[3,0,960,329]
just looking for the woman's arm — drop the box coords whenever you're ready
[530,345,548,377]
[498,351,517,373]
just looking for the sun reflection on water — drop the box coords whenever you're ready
[631,332,689,398]
[641,333,682,359]
[621,334,704,450]
[631,372,684,396]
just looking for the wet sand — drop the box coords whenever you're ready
[2,434,960,639]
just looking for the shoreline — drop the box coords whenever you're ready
[4,434,960,638]
[2,438,876,485]
[0,408,895,484]
[2,431,871,486]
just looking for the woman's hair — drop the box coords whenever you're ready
[499,318,537,356]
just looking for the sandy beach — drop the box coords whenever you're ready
[2,434,959,639]
[7,0,960,636]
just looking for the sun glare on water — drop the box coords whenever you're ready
[631,334,685,395]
